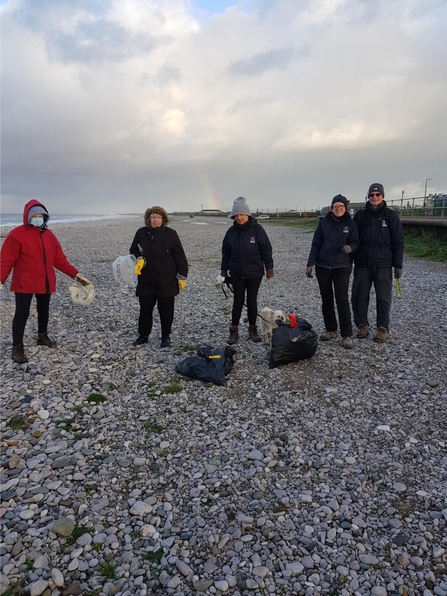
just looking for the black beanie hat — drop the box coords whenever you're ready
[368,183,385,197]
[331,194,348,209]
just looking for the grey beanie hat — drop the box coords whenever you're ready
[230,196,251,218]
[368,183,385,198]
[28,204,49,224]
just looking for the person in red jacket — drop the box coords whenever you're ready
[1,199,86,364]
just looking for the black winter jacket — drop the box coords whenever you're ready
[353,201,404,268]
[307,211,359,269]
[130,225,188,297]
[221,218,273,279]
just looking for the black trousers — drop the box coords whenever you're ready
[230,277,262,326]
[138,295,175,339]
[315,267,353,338]
[13,293,51,345]
[351,265,392,330]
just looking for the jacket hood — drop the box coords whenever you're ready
[23,199,50,226]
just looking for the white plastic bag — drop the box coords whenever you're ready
[113,255,137,287]
[69,279,96,306]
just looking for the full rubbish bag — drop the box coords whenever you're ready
[69,279,96,306]
[175,343,236,386]
[269,318,318,368]
[113,255,138,287]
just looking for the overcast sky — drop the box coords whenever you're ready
[1,0,446,214]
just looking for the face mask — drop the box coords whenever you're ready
[30,217,44,227]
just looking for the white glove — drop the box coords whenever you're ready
[216,273,225,284]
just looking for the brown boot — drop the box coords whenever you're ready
[356,324,369,339]
[12,344,28,364]
[320,331,337,341]
[37,333,57,347]
[248,325,261,343]
[227,325,239,345]
[373,326,388,343]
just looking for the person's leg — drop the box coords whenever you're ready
[245,277,262,325]
[351,266,372,328]
[12,293,33,345]
[12,293,32,362]
[157,296,175,343]
[316,267,337,334]
[373,267,392,331]
[332,268,353,338]
[137,295,156,338]
[230,278,246,325]
[36,294,56,346]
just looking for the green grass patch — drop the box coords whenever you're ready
[162,376,183,394]
[403,228,447,261]
[263,217,318,230]
[142,548,164,564]
[99,561,119,581]
[69,526,93,543]
[55,418,77,431]
[144,421,164,435]
[6,416,30,431]
[85,393,107,404]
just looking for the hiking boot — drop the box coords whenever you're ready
[227,325,239,345]
[248,325,262,343]
[356,324,369,339]
[160,336,171,348]
[133,335,148,346]
[12,344,28,364]
[37,333,56,347]
[342,337,353,349]
[374,326,388,343]
[320,331,337,341]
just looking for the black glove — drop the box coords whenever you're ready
[306,266,313,278]
[394,268,402,279]
[341,245,352,254]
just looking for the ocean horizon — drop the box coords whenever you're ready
[0,213,140,228]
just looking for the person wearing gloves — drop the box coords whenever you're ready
[351,183,404,343]
[221,196,274,344]
[130,206,188,348]
[0,199,87,364]
[306,194,359,349]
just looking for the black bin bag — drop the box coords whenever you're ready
[175,344,236,386]
[269,318,318,369]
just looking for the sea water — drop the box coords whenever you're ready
[0,213,138,228]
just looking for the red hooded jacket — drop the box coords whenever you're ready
[0,199,78,293]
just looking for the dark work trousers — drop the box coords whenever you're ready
[351,265,392,330]
[138,295,175,339]
[13,293,51,345]
[230,276,262,326]
[315,267,353,338]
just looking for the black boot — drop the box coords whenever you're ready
[37,333,57,347]
[133,336,149,346]
[160,336,171,348]
[248,325,261,343]
[227,325,239,345]
[12,344,28,364]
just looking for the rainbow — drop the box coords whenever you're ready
[198,169,222,211]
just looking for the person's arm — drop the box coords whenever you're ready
[0,234,18,284]
[221,231,231,274]
[257,227,273,271]
[390,213,404,270]
[50,235,78,278]
[171,231,188,278]
[306,224,323,267]
[129,230,142,258]
[345,221,360,254]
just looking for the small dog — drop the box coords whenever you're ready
[260,307,286,343]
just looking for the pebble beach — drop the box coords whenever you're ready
[1,215,446,596]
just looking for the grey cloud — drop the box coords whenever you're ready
[228,46,309,77]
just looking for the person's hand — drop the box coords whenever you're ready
[0,282,3,289]
[76,274,90,286]
[216,273,225,284]
[394,268,402,279]
[220,270,227,279]
[341,245,352,254]
[306,266,313,278]
[134,257,146,275]
[178,279,187,292]
[266,269,274,280]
